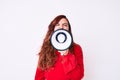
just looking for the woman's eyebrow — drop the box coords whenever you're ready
[62,23,68,25]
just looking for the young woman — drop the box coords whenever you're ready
[35,15,84,80]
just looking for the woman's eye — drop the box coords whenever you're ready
[64,24,68,26]
[55,24,59,26]
[63,23,68,26]
[63,24,68,27]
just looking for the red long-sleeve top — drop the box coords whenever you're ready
[35,44,84,80]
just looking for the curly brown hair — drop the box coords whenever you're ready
[38,15,74,70]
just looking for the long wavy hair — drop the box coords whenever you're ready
[38,15,74,70]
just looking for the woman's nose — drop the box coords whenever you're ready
[60,25,64,29]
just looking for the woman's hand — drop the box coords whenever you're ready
[58,49,69,56]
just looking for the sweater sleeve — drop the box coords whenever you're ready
[67,44,84,80]
[34,67,45,80]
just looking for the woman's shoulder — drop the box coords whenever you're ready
[73,43,83,54]
[73,43,82,49]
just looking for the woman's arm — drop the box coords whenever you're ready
[66,44,84,80]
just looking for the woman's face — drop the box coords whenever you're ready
[54,18,69,31]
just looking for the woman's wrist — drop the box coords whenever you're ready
[58,49,69,56]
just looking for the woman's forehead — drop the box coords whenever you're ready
[58,18,68,24]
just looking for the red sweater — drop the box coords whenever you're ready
[35,44,84,80]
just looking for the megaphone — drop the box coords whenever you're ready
[50,29,73,51]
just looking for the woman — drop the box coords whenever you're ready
[35,15,84,80]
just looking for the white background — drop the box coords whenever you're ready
[0,0,120,80]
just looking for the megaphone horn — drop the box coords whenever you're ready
[50,29,73,51]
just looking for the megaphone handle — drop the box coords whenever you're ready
[58,49,69,56]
